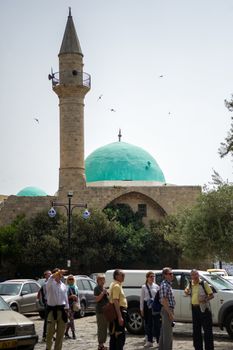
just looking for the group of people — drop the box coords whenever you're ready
[39,267,214,350]
[39,268,127,350]
[140,267,214,350]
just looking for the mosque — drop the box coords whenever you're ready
[0,9,201,227]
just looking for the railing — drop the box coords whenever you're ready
[48,70,91,88]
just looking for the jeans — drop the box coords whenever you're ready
[144,301,161,343]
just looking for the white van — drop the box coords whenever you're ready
[105,269,233,338]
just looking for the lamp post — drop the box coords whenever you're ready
[48,191,89,268]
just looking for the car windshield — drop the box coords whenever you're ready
[0,296,11,310]
[0,283,22,295]
[202,274,233,290]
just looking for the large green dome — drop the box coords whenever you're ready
[85,142,165,183]
[17,186,47,196]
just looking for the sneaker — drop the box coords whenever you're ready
[144,341,153,348]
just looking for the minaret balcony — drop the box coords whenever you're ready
[49,70,91,88]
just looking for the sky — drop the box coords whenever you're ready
[0,0,233,196]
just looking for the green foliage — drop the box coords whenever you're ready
[0,211,67,277]
[145,216,181,267]
[104,203,144,229]
[0,204,182,277]
[69,209,148,272]
[219,97,233,158]
[176,185,233,262]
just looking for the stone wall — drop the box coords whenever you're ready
[0,185,201,227]
[0,196,56,227]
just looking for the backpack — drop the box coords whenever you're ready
[152,290,162,314]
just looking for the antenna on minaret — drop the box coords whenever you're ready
[118,129,122,142]
[69,7,72,17]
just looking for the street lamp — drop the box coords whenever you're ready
[48,191,90,268]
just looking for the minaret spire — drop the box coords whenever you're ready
[59,7,83,56]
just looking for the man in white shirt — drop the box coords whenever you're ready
[46,268,69,350]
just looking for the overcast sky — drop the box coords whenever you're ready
[0,0,232,196]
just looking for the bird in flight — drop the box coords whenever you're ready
[168,112,172,117]
[110,108,116,112]
[159,75,164,78]
[97,94,103,101]
[34,118,39,123]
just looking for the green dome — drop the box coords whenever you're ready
[17,186,47,197]
[85,142,165,183]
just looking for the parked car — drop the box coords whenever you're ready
[0,279,41,314]
[89,273,100,282]
[207,268,228,276]
[223,276,233,284]
[0,295,38,349]
[35,278,46,286]
[105,269,233,338]
[73,275,97,317]
[36,275,97,319]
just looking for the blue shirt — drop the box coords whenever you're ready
[160,279,175,308]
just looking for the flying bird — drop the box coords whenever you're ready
[97,94,103,101]
[110,108,116,112]
[34,118,39,123]
[159,75,164,78]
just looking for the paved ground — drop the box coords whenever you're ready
[30,313,233,350]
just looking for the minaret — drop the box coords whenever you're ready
[52,8,90,199]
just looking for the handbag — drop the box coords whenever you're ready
[102,302,117,322]
[72,301,80,312]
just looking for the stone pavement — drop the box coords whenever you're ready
[30,314,233,350]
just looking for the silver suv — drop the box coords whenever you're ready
[0,279,41,314]
[105,269,233,338]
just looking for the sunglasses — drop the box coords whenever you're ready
[149,275,155,278]
[167,272,173,275]
[68,278,74,281]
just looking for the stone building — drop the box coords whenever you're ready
[0,9,201,227]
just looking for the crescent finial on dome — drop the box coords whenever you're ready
[118,129,122,142]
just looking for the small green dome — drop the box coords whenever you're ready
[17,186,47,197]
[85,142,165,183]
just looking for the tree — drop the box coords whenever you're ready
[175,185,233,262]
[0,211,66,278]
[146,216,182,268]
[219,97,233,158]
[69,209,148,273]
[104,203,144,229]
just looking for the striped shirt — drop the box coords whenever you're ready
[160,279,175,309]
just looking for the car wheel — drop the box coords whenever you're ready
[126,307,144,335]
[78,302,86,318]
[225,311,233,339]
[10,304,19,312]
